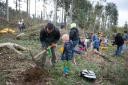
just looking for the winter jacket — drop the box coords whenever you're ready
[92,34,97,42]
[92,35,100,49]
[114,33,124,46]
[93,38,100,49]
[61,40,73,61]
[69,27,79,41]
[40,27,60,46]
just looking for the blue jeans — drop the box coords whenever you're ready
[115,45,123,56]
[122,44,128,53]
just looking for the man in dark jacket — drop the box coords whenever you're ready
[40,22,60,67]
[113,33,124,56]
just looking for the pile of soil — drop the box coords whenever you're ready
[0,47,20,70]
[0,47,52,85]
[6,66,51,85]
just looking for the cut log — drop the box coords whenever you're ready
[0,42,27,55]
[34,50,46,59]
[33,46,52,59]
[16,33,26,40]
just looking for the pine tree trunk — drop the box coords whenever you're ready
[6,0,9,21]
[54,0,57,26]
[16,0,18,11]
[27,0,29,15]
[35,0,36,18]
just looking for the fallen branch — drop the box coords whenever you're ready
[34,50,46,59]
[33,46,52,59]
[0,42,27,55]
[28,46,53,68]
[16,33,26,40]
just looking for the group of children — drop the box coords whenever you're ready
[41,22,127,78]
[40,22,128,78]
[60,30,128,77]
[60,31,109,77]
[40,22,111,76]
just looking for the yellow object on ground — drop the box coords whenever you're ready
[100,43,108,51]
[59,47,64,53]
[100,47,108,51]
[0,28,15,34]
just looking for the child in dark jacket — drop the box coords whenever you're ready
[61,34,74,77]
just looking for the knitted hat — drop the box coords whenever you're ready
[70,23,76,28]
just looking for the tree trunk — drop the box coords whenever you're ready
[64,10,66,29]
[26,0,29,15]
[61,8,64,23]
[41,10,43,20]
[19,0,20,12]
[16,0,18,11]
[28,0,30,16]
[6,0,9,21]
[35,0,36,18]
[54,0,57,26]
[70,0,73,22]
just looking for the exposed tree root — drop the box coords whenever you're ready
[0,42,27,55]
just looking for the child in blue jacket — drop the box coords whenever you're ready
[92,34,100,51]
[61,34,74,77]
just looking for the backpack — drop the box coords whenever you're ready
[69,28,79,41]
[80,69,96,80]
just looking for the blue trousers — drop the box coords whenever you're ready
[115,45,123,56]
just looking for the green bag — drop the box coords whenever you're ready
[47,47,52,58]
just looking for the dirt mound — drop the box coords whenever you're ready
[22,66,48,81]
[0,47,20,70]
[6,66,51,85]
[0,47,52,85]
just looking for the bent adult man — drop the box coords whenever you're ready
[40,22,60,67]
